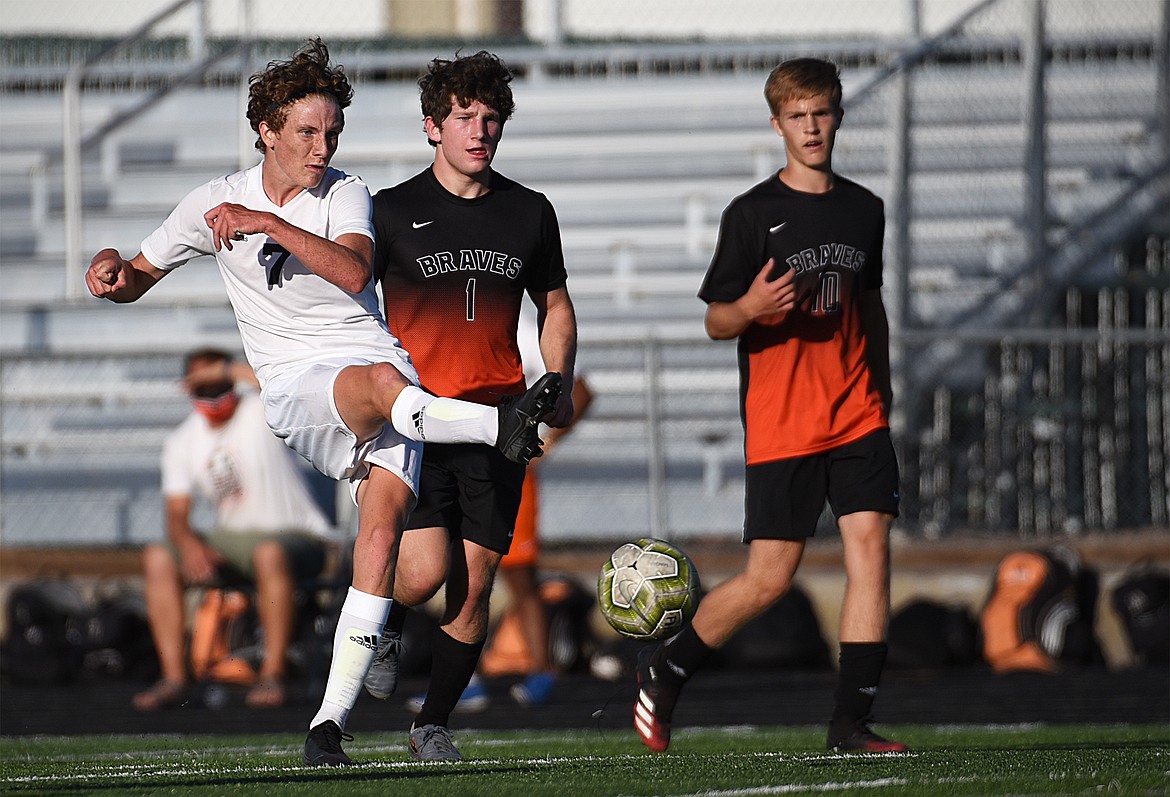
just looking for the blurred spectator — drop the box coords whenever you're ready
[132,347,332,711]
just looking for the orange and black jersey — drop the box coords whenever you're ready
[371,169,567,404]
[699,174,888,465]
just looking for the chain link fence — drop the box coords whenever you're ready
[1,0,1167,547]
[1,1,1164,80]
[2,239,1165,546]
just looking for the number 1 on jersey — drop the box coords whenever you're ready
[465,278,476,321]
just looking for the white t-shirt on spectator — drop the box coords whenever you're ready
[161,392,332,537]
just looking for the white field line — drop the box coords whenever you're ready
[0,755,640,786]
[1,730,601,764]
[0,721,1055,764]
[626,779,909,796]
[653,776,989,797]
[1,724,1146,790]
[0,750,914,787]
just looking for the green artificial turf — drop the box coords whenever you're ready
[1,723,1166,796]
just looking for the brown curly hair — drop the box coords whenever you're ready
[247,38,354,154]
[419,51,515,147]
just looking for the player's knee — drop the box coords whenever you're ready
[395,569,444,605]
[844,523,891,563]
[394,545,447,603]
[370,361,411,397]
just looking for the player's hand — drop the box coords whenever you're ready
[742,258,799,322]
[85,248,130,298]
[204,202,269,252]
[545,388,575,430]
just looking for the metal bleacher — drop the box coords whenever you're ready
[1,30,1166,544]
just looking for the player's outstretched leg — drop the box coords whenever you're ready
[303,720,355,766]
[496,372,562,464]
[634,644,678,752]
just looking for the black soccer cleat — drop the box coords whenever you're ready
[496,372,563,464]
[303,720,355,766]
[828,720,908,753]
[634,644,676,753]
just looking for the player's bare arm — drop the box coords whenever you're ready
[859,288,894,413]
[86,249,168,303]
[704,258,798,340]
[530,286,578,428]
[203,203,373,294]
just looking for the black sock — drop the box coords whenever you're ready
[414,630,485,728]
[660,625,714,686]
[384,600,408,635]
[830,641,888,730]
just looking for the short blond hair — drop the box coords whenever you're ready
[764,58,842,117]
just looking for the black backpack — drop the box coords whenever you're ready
[714,583,832,671]
[0,579,89,684]
[887,599,980,669]
[82,588,160,682]
[1110,564,1169,667]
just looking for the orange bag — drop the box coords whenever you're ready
[480,578,589,677]
[981,551,1060,673]
[189,588,256,685]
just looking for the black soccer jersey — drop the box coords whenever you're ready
[698,174,888,463]
[371,169,567,403]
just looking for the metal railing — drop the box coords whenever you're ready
[2,319,1166,546]
[2,0,1167,545]
[58,0,254,299]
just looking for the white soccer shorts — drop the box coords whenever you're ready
[261,357,422,501]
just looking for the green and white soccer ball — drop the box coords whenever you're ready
[597,538,701,640]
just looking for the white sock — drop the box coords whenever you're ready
[389,385,498,445]
[309,588,392,731]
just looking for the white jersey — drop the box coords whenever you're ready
[140,164,413,388]
[161,392,332,537]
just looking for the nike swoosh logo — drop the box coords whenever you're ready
[769,222,787,234]
[412,221,434,229]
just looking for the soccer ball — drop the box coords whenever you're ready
[597,538,701,640]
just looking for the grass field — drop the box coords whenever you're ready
[1,724,1166,796]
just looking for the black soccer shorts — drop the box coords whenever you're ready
[743,428,900,542]
[405,443,527,554]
